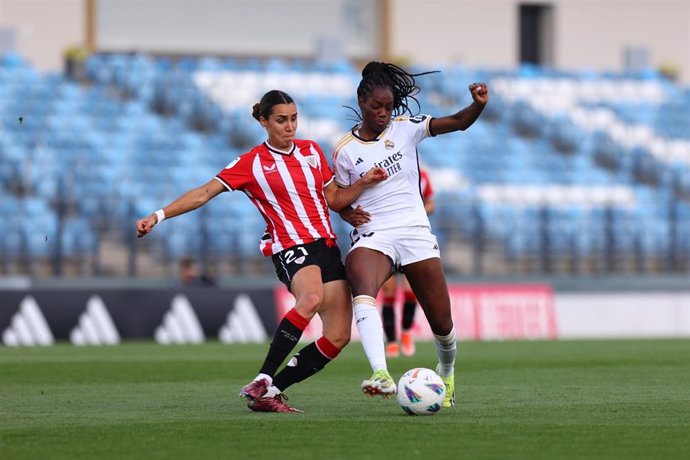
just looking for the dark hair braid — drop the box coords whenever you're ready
[353,61,439,118]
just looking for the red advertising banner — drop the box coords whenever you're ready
[273,284,558,342]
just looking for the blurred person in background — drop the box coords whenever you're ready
[333,61,488,408]
[136,89,387,413]
[176,257,216,287]
[380,167,435,358]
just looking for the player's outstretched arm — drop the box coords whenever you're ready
[136,179,225,238]
[430,83,489,136]
[324,167,388,212]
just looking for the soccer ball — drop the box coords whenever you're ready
[396,368,446,416]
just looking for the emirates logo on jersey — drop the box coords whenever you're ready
[305,155,318,169]
[384,140,395,150]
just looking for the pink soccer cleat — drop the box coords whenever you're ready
[249,394,303,413]
[239,378,269,401]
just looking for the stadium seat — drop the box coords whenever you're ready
[2,51,688,276]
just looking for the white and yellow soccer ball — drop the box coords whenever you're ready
[396,368,446,415]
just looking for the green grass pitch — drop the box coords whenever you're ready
[1,339,688,459]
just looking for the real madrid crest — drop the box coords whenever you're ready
[384,140,395,150]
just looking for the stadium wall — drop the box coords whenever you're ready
[2,284,689,346]
[390,0,690,82]
[557,292,690,338]
[95,0,381,59]
[3,0,689,83]
[0,0,84,72]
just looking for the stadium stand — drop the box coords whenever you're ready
[0,52,688,277]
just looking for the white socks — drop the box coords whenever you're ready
[256,373,273,384]
[433,328,456,378]
[265,385,280,398]
[353,294,455,378]
[353,295,387,372]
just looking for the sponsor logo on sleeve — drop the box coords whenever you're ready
[224,157,241,169]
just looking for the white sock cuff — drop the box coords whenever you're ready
[353,295,377,313]
[265,385,281,398]
[257,373,273,384]
[433,327,456,345]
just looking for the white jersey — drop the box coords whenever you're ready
[332,114,433,233]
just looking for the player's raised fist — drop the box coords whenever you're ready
[136,215,158,238]
[469,83,489,105]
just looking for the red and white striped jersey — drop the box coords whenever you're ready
[215,139,337,256]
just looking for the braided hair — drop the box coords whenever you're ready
[350,61,438,119]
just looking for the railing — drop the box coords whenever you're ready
[1,192,688,278]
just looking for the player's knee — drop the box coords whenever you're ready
[295,292,323,318]
[429,316,454,337]
[325,328,351,349]
[381,285,395,297]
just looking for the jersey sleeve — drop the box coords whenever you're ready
[215,153,253,191]
[403,114,434,145]
[310,141,334,187]
[332,145,354,188]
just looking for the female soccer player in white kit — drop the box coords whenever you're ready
[333,62,489,407]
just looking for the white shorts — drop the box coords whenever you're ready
[348,226,441,269]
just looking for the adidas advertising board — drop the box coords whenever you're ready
[0,288,275,346]
[4,286,688,345]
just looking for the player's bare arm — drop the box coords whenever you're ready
[324,167,388,212]
[424,197,436,215]
[429,83,489,136]
[136,179,225,238]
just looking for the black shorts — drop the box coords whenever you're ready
[272,239,347,290]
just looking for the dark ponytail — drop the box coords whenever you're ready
[252,90,294,121]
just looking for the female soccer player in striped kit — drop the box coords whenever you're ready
[136,90,387,413]
[333,62,488,407]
